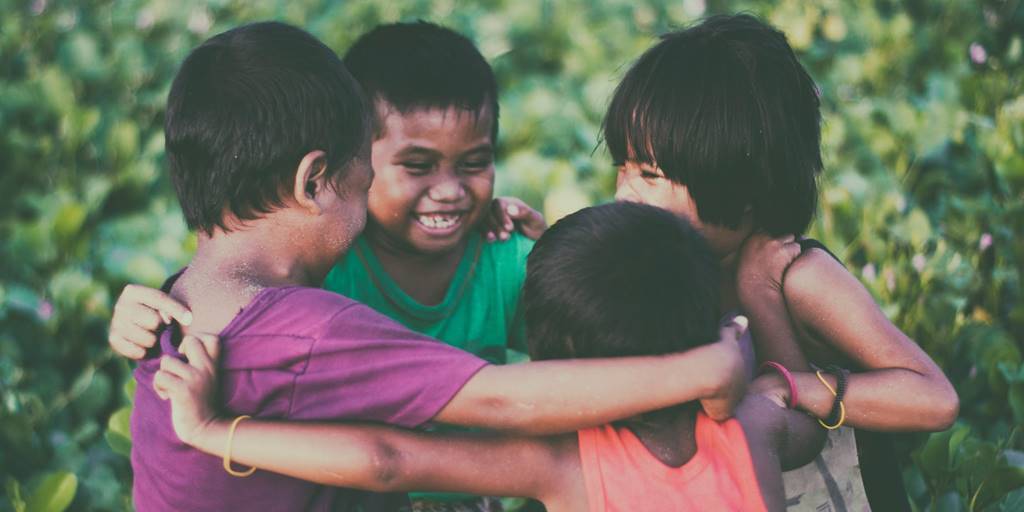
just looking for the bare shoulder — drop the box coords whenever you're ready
[783,247,861,308]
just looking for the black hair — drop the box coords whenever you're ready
[343,21,499,140]
[602,14,822,236]
[523,202,720,361]
[165,21,370,235]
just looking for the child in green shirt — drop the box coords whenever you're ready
[109,20,544,510]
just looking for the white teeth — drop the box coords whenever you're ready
[417,213,461,229]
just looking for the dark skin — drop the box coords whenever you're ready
[156,334,823,512]
[618,161,959,432]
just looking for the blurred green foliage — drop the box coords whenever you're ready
[0,0,1021,510]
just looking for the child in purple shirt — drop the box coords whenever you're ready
[130,21,756,512]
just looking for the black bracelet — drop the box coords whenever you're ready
[824,365,848,425]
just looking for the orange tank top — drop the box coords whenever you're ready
[577,411,767,512]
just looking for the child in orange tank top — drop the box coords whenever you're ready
[154,202,823,511]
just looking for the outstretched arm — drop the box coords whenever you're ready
[117,283,750,433]
[783,249,959,431]
[154,336,584,508]
[435,317,750,433]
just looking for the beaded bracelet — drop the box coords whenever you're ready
[224,415,256,477]
[814,370,847,430]
[823,365,849,425]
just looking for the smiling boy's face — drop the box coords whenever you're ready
[366,104,495,256]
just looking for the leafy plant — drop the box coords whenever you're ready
[1,0,1021,510]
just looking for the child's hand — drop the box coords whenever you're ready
[109,284,193,359]
[736,233,801,301]
[700,315,752,421]
[153,334,220,446]
[482,197,547,242]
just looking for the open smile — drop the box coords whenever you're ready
[413,211,466,235]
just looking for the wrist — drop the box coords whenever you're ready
[792,372,835,418]
[190,418,231,456]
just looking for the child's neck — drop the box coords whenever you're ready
[172,226,327,334]
[623,405,699,468]
[365,228,470,307]
[718,251,742,312]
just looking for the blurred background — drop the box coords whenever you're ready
[1,0,1022,510]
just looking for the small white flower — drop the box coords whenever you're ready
[862,263,877,281]
[969,42,988,65]
[188,9,213,34]
[979,233,993,251]
[912,254,927,273]
[883,268,896,292]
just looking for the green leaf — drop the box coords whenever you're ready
[24,472,77,512]
[993,487,1024,511]
[6,478,26,512]
[104,407,132,457]
[123,375,137,403]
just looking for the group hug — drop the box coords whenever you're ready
[104,13,960,512]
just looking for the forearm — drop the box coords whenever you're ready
[792,368,959,431]
[190,419,404,491]
[438,345,734,434]
[742,297,810,372]
[189,418,564,499]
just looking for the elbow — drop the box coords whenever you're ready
[928,385,960,432]
[358,439,406,493]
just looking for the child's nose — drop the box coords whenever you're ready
[427,177,467,203]
[614,181,637,203]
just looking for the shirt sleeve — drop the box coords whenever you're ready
[288,302,490,428]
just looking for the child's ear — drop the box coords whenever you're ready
[292,150,329,215]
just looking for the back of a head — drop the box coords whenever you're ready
[343,21,499,138]
[523,202,720,360]
[166,21,370,234]
[603,14,822,236]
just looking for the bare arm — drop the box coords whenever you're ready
[194,420,582,505]
[736,392,825,512]
[736,234,809,371]
[154,336,584,508]
[435,319,749,433]
[784,249,959,431]
[117,285,750,432]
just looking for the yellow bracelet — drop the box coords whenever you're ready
[224,415,256,477]
[814,370,847,430]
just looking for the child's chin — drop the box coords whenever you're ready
[409,231,470,255]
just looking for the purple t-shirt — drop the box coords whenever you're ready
[131,285,488,511]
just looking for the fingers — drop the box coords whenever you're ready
[159,355,193,379]
[109,333,147,360]
[179,335,217,376]
[195,333,221,361]
[116,302,164,331]
[718,315,749,344]
[153,369,184,400]
[119,284,193,326]
[484,199,512,242]
[732,314,749,336]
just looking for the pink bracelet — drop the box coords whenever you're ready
[760,361,798,409]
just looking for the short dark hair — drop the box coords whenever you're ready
[165,21,370,234]
[343,21,499,140]
[602,14,822,236]
[523,202,720,361]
